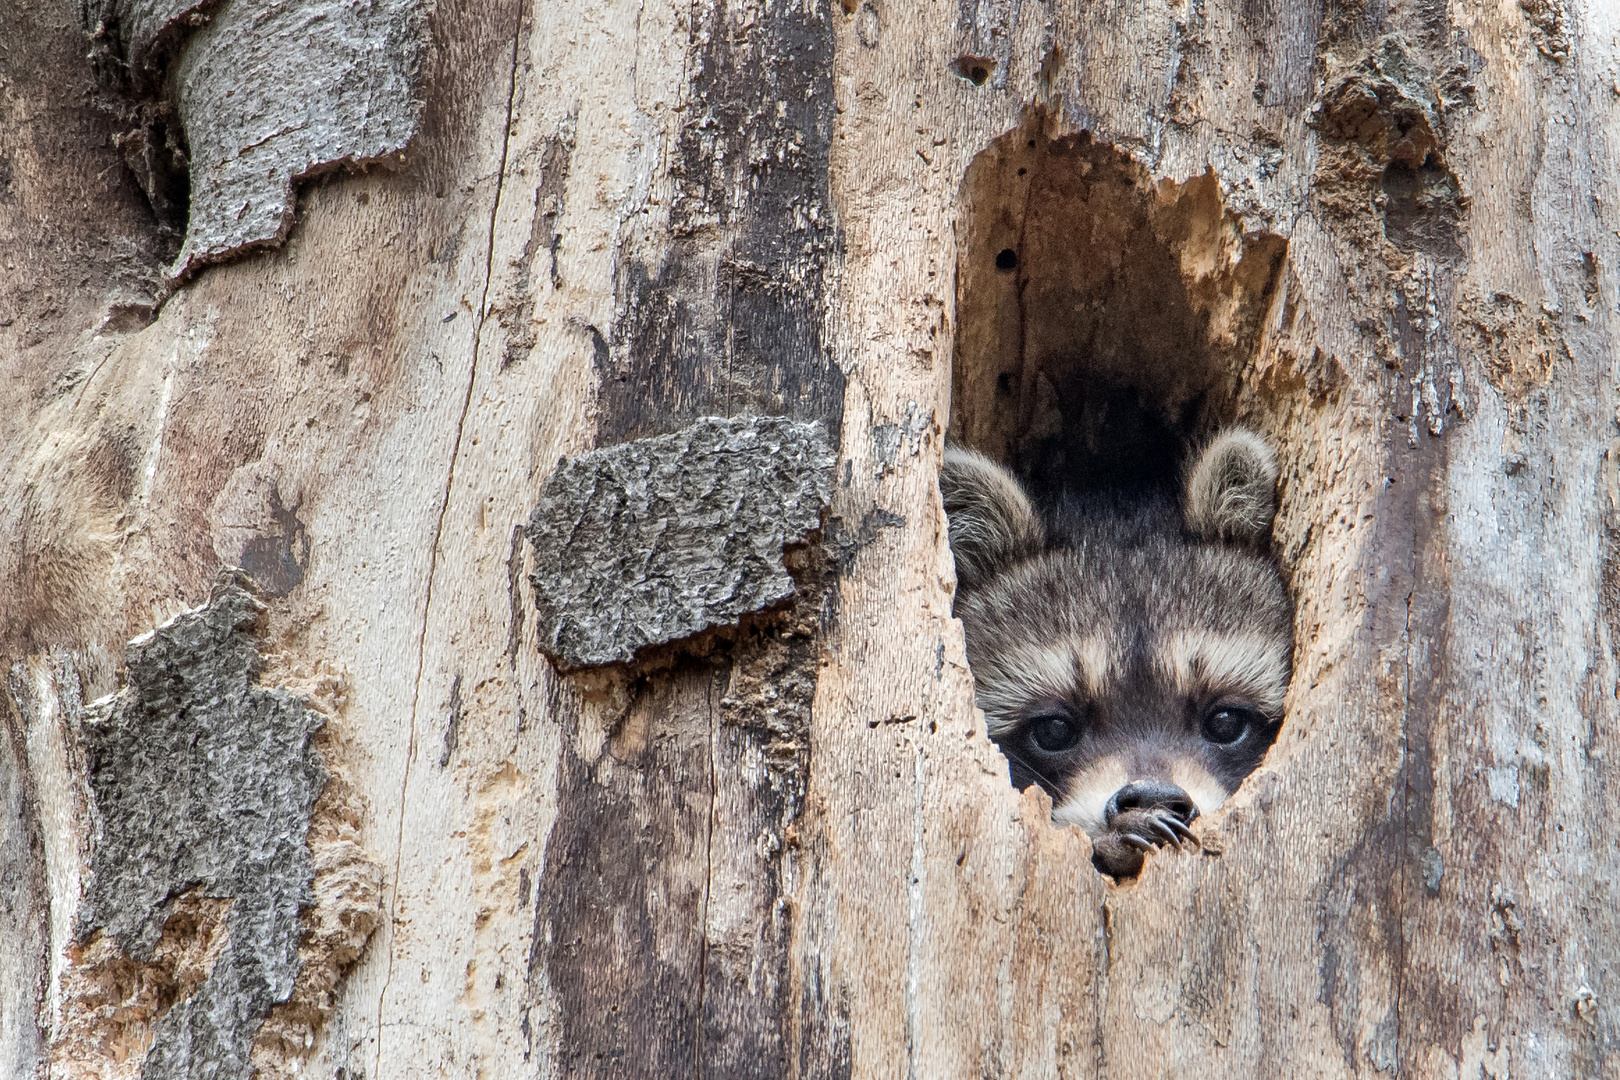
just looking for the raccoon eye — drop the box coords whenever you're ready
[1201,705,1259,745]
[1028,710,1081,753]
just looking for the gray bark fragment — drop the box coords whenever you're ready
[168,0,426,279]
[78,571,326,1080]
[87,0,428,281]
[526,415,836,669]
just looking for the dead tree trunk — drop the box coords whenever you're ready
[3,0,1617,1075]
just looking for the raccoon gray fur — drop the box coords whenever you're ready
[941,430,1291,879]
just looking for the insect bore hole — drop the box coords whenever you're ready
[954,55,993,85]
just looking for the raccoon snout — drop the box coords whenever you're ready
[1104,781,1199,826]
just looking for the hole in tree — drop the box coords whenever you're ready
[1380,154,1464,261]
[951,121,1288,499]
[953,55,994,85]
[947,118,1295,878]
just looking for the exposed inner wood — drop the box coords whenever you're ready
[952,118,1288,499]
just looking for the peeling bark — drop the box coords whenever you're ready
[84,0,430,282]
[526,415,835,669]
[44,573,383,1080]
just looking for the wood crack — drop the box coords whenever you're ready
[371,0,528,1070]
[696,675,719,1077]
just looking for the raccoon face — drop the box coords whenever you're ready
[941,431,1292,878]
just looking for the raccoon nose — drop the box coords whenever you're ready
[1105,781,1199,824]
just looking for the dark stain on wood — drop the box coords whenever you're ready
[594,0,844,446]
[1317,274,1460,1074]
[506,524,527,662]
[700,571,828,1078]
[1383,279,1470,1069]
[527,575,834,1076]
[528,670,715,1076]
[438,673,464,769]
[238,487,310,597]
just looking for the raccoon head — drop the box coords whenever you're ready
[941,431,1292,878]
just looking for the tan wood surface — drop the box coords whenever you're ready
[2,0,1617,1076]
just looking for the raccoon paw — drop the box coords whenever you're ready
[1090,808,1198,878]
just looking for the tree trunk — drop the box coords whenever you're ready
[3,0,1617,1075]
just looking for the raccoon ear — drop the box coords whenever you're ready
[940,445,1046,589]
[1183,428,1280,545]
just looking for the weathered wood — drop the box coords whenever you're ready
[3,0,1619,1076]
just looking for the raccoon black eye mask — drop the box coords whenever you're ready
[941,429,1293,879]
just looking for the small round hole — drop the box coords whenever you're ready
[953,55,993,86]
[996,373,1015,396]
[1017,167,1027,176]
[995,248,1018,271]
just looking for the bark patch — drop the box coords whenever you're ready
[526,415,836,670]
[85,0,428,282]
[1312,36,1470,262]
[66,571,379,1080]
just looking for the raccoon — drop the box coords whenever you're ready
[941,430,1292,878]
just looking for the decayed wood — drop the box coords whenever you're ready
[2,0,1618,1076]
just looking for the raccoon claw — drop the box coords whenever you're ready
[1159,814,1199,849]
[1092,808,1203,877]
[1145,817,1184,848]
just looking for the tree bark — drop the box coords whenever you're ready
[3,0,1618,1076]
